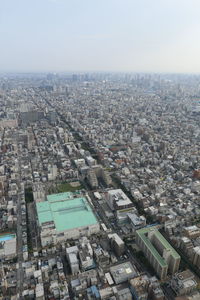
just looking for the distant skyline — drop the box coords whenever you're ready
[1,0,200,73]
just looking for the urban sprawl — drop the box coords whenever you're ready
[1,73,200,300]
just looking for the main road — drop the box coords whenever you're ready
[16,138,24,299]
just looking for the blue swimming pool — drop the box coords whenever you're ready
[0,234,16,242]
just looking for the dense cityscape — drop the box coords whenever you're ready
[1,72,200,299]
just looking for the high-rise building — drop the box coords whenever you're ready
[108,233,125,257]
[136,226,180,280]
[87,169,98,189]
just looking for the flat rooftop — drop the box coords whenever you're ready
[0,234,16,257]
[0,233,16,242]
[110,261,137,283]
[136,226,180,267]
[47,192,73,202]
[37,192,98,232]
[108,189,132,205]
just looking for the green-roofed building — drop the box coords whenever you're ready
[36,192,99,247]
[136,226,180,280]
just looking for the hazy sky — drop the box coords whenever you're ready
[1,0,200,73]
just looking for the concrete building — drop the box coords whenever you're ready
[66,246,79,275]
[105,272,114,286]
[192,246,200,268]
[105,189,133,211]
[87,169,98,189]
[74,158,86,169]
[79,237,94,270]
[118,287,132,300]
[20,111,45,125]
[148,276,165,300]
[180,237,193,256]
[110,262,137,284]
[108,233,125,256]
[86,156,96,167]
[47,164,58,181]
[87,285,100,299]
[71,269,98,294]
[0,234,17,260]
[116,207,137,224]
[184,225,200,239]
[35,283,45,300]
[100,168,112,186]
[136,226,180,280]
[130,275,149,300]
[171,270,197,296]
[33,183,45,203]
[36,192,100,246]
[127,213,146,232]
[94,247,110,268]
[47,110,57,124]
[99,287,116,299]
[0,119,18,129]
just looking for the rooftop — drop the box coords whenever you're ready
[36,192,98,232]
[110,261,137,282]
[47,192,73,202]
[0,233,16,242]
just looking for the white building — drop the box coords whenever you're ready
[105,189,133,210]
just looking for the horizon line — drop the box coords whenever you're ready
[1,70,200,76]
